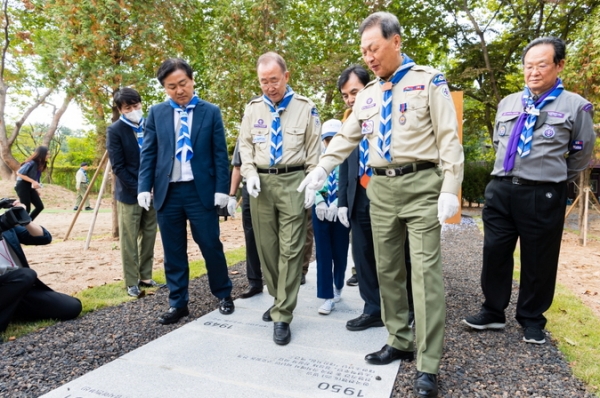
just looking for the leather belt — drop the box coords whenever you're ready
[372,162,436,177]
[257,165,304,175]
[496,177,549,186]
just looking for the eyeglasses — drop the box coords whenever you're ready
[260,79,282,88]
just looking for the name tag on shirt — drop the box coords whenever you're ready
[253,135,267,144]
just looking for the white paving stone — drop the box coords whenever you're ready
[42,251,405,398]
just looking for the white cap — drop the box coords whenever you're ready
[321,119,342,140]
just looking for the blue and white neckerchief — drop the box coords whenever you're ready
[503,78,564,171]
[263,86,295,166]
[169,95,200,162]
[377,55,415,162]
[119,115,145,150]
[327,168,337,206]
[358,137,372,177]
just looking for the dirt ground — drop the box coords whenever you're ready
[1,181,599,320]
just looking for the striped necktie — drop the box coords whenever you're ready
[377,55,415,162]
[170,95,200,162]
[263,86,295,166]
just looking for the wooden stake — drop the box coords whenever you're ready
[84,158,111,250]
[64,151,109,241]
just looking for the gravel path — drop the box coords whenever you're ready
[0,219,592,397]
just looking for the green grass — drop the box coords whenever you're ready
[472,215,600,396]
[1,246,246,342]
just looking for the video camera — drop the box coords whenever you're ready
[0,198,31,237]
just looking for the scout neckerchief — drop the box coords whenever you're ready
[264,86,295,166]
[327,168,337,206]
[503,78,564,172]
[377,54,415,162]
[169,95,200,162]
[80,167,89,184]
[119,115,145,150]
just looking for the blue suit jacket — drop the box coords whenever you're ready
[107,119,141,204]
[338,147,359,216]
[138,100,230,211]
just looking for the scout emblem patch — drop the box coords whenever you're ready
[254,119,267,128]
[498,124,507,137]
[362,98,376,110]
[432,74,447,86]
[542,126,555,139]
[361,120,374,135]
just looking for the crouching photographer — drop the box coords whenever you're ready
[0,199,81,339]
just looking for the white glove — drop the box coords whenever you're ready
[214,192,229,208]
[297,167,328,192]
[326,203,338,222]
[437,192,459,225]
[338,206,349,228]
[315,202,327,221]
[304,187,316,209]
[137,192,152,211]
[246,176,261,198]
[227,196,237,217]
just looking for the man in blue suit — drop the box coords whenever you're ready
[138,58,234,325]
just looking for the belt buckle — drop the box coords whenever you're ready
[267,168,279,175]
[385,169,396,177]
[511,177,521,185]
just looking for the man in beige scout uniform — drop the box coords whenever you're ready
[299,12,463,398]
[239,52,321,346]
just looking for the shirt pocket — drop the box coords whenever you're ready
[250,128,269,153]
[494,112,520,152]
[284,127,305,152]
[534,114,569,151]
[402,93,429,130]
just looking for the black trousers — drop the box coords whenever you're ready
[15,181,44,220]
[0,268,82,333]
[481,178,567,328]
[351,184,413,316]
[242,183,263,288]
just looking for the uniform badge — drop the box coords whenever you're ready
[404,85,425,92]
[542,127,555,139]
[253,118,267,128]
[362,98,376,110]
[432,74,447,86]
[571,140,583,152]
[545,192,553,199]
[311,107,319,117]
[583,103,593,113]
[498,124,507,137]
[399,103,407,125]
[252,135,266,144]
[361,120,374,135]
[442,86,450,99]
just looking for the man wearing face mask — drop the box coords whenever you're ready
[107,87,161,298]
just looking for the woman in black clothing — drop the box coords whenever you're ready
[14,146,49,221]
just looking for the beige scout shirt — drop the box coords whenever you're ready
[318,65,464,195]
[239,94,321,179]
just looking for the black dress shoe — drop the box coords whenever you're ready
[414,371,438,397]
[273,322,291,345]
[300,274,306,285]
[346,313,384,331]
[240,286,263,299]
[365,345,414,365]
[263,305,274,322]
[158,306,189,325]
[219,296,235,315]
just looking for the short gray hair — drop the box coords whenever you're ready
[359,12,401,39]
[256,52,288,73]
